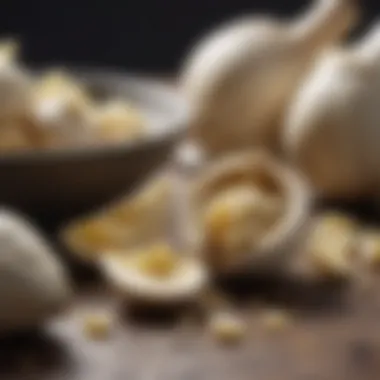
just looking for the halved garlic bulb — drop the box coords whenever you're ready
[192,150,311,273]
[60,173,171,261]
[100,242,208,305]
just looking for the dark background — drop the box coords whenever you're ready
[0,0,376,73]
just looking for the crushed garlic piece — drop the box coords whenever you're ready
[95,100,145,143]
[307,212,357,278]
[262,310,292,332]
[134,243,179,278]
[83,313,113,340]
[208,311,246,345]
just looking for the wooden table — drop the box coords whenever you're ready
[1,163,380,380]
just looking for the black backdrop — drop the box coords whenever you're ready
[0,0,377,72]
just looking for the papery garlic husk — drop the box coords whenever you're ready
[191,150,312,274]
[180,0,359,156]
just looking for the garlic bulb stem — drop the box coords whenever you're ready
[291,0,358,50]
[355,22,380,65]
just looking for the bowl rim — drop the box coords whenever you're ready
[0,68,188,165]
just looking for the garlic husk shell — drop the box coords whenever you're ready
[192,150,312,273]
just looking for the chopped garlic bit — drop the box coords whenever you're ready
[262,310,292,333]
[83,313,113,340]
[202,185,284,268]
[208,311,246,345]
[94,100,145,143]
[306,212,358,278]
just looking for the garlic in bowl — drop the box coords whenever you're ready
[99,242,208,305]
[0,69,187,223]
[192,150,311,273]
[31,70,96,148]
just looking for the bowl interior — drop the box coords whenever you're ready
[0,70,188,229]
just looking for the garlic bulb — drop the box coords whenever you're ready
[100,243,208,305]
[192,150,311,273]
[284,22,380,199]
[32,70,95,147]
[0,209,71,332]
[180,0,358,156]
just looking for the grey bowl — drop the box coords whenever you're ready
[0,69,188,229]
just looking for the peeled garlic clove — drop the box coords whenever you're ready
[60,173,172,261]
[305,212,358,278]
[0,209,71,333]
[99,243,208,305]
[180,0,358,156]
[193,150,311,273]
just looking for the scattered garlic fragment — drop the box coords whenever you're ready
[83,313,113,340]
[208,311,246,345]
[100,242,208,305]
[306,212,358,278]
[262,310,292,333]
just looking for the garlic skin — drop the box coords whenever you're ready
[0,209,71,332]
[99,244,208,305]
[180,0,358,156]
[193,151,311,273]
[284,22,380,199]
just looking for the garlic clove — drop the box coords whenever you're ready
[31,70,95,148]
[99,243,208,305]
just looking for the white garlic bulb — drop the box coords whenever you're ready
[0,209,71,332]
[180,0,358,156]
[284,22,380,199]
